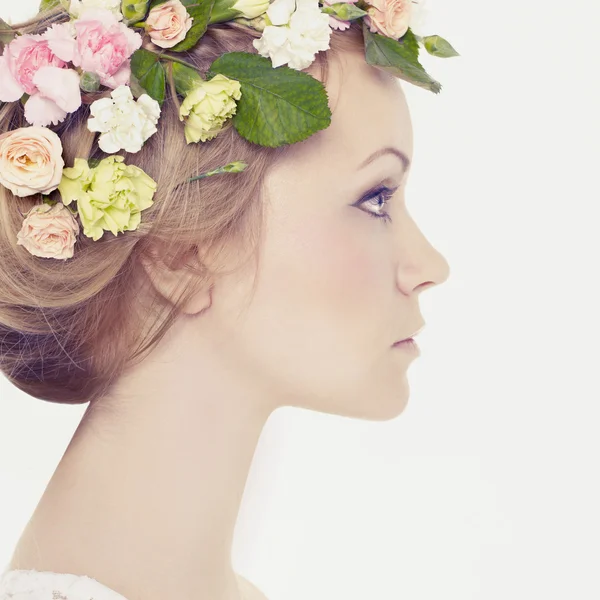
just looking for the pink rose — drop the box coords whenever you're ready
[146,0,193,49]
[365,0,413,39]
[16,202,80,260]
[0,127,65,197]
[321,0,359,31]
[45,8,142,89]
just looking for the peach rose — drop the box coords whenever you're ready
[365,0,413,40]
[16,202,80,260]
[0,127,65,198]
[146,0,193,49]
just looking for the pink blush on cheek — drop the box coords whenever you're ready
[305,224,384,309]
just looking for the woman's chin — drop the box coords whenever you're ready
[292,375,412,421]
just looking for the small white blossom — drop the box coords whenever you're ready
[252,0,331,70]
[69,0,123,19]
[409,0,430,36]
[87,85,161,154]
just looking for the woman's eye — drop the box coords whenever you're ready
[358,185,397,223]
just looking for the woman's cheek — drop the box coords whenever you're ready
[303,221,385,310]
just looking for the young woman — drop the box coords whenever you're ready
[0,1,451,598]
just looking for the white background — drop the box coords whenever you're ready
[1,0,600,598]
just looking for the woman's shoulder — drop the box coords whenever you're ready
[0,568,130,600]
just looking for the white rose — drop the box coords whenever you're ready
[252,0,331,70]
[87,85,161,154]
[0,126,64,197]
[69,0,123,19]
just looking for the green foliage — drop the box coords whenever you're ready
[38,0,61,11]
[122,0,151,24]
[130,48,166,105]
[171,62,203,95]
[363,24,442,94]
[168,0,215,52]
[208,52,332,147]
[0,18,17,49]
[320,2,367,21]
[423,35,460,58]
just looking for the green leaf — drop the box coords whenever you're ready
[168,0,215,52]
[128,72,147,99]
[0,18,17,46]
[38,0,61,11]
[321,2,367,21]
[130,48,166,105]
[208,52,332,147]
[171,62,203,95]
[362,24,442,94]
[422,35,460,58]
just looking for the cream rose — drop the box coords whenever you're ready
[0,127,65,198]
[146,0,194,49]
[365,0,413,40]
[16,202,80,260]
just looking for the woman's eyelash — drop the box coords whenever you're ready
[358,185,397,223]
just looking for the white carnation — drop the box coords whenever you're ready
[69,0,123,19]
[252,0,331,70]
[87,85,161,154]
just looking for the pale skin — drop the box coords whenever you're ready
[9,47,450,600]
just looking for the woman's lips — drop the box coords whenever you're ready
[392,338,420,354]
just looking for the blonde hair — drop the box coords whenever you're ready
[0,8,365,404]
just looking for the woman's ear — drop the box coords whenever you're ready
[139,243,213,316]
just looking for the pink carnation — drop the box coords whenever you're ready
[0,35,81,126]
[45,8,142,89]
[0,34,65,96]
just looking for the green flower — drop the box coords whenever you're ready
[58,155,157,241]
[178,74,242,144]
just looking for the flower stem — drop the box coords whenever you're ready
[156,52,200,72]
[188,162,248,182]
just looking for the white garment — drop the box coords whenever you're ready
[0,567,129,600]
[0,567,266,600]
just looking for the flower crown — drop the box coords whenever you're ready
[0,0,458,260]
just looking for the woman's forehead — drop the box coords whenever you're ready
[294,54,414,171]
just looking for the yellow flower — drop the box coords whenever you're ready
[179,74,242,144]
[58,155,157,241]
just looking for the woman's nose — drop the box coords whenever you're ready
[394,214,451,295]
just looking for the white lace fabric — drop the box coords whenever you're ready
[0,568,130,600]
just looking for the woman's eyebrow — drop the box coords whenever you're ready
[358,147,411,172]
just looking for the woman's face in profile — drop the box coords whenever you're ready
[203,48,450,421]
